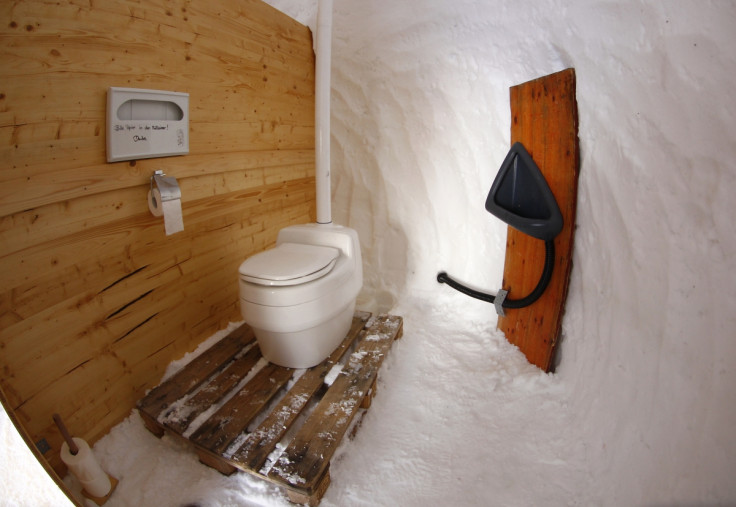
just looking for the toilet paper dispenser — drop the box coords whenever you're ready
[150,170,181,204]
[437,142,563,316]
[148,170,184,236]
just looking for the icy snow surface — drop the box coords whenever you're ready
[3,0,736,505]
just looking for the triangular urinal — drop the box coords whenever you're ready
[485,142,563,241]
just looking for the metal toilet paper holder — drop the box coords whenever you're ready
[150,170,181,206]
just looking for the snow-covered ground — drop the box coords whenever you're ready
[3,0,736,505]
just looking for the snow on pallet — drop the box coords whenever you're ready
[136,311,403,506]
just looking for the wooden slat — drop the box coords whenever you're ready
[161,345,262,434]
[0,177,313,296]
[136,324,256,419]
[0,36,314,88]
[0,142,311,185]
[268,315,404,494]
[189,363,294,455]
[0,0,314,73]
[230,312,371,470]
[0,167,312,254]
[0,78,313,133]
[0,148,313,218]
[497,68,579,372]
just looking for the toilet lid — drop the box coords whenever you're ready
[238,243,339,286]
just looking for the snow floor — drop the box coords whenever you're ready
[2,293,589,506]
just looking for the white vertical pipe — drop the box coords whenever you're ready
[315,0,333,224]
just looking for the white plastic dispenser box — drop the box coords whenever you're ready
[106,87,189,163]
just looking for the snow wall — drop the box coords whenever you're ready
[264,1,736,504]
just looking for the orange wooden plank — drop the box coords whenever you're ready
[497,68,579,372]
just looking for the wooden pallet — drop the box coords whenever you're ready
[136,312,403,506]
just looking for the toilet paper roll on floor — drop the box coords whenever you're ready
[60,437,112,498]
[148,187,184,235]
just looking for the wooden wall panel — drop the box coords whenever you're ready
[0,0,316,478]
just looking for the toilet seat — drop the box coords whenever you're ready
[238,243,339,286]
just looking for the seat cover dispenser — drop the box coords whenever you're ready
[239,243,339,286]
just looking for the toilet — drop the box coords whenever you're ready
[238,223,363,368]
[239,0,363,369]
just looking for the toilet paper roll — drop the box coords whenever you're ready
[148,188,164,217]
[148,188,184,235]
[60,437,111,498]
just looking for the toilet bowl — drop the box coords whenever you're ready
[238,223,362,368]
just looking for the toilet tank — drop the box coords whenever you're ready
[276,223,360,260]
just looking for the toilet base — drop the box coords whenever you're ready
[253,301,356,368]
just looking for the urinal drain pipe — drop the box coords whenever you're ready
[437,240,555,311]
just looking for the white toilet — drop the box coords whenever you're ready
[238,223,363,368]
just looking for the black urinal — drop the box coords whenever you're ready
[437,142,563,314]
[485,142,562,240]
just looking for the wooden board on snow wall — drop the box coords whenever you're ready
[498,68,579,372]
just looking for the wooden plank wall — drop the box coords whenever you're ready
[0,0,316,476]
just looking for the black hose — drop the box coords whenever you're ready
[437,240,555,309]
[436,271,497,303]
